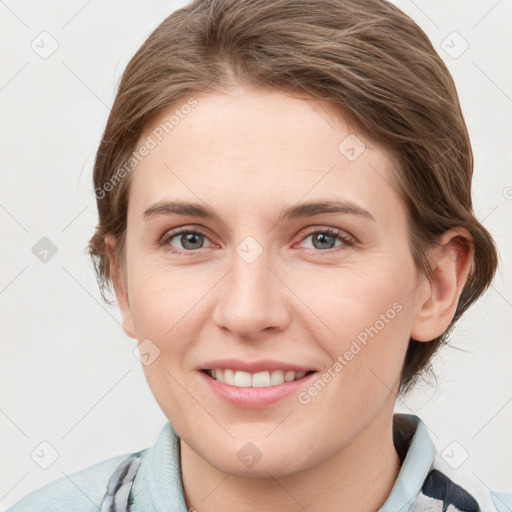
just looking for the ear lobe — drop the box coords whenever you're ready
[105,235,137,339]
[410,228,473,342]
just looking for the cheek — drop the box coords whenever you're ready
[295,261,411,336]
[127,255,192,329]
[128,263,199,421]
[293,264,413,392]
[126,257,213,372]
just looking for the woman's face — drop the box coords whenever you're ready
[115,85,430,477]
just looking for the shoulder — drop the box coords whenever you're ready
[490,489,512,512]
[5,449,145,512]
[393,414,512,512]
[425,452,512,512]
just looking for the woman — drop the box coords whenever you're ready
[7,0,511,510]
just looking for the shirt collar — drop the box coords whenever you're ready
[379,413,437,511]
[132,413,436,512]
[132,420,187,512]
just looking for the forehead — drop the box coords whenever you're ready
[128,86,403,226]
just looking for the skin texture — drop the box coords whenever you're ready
[106,85,472,512]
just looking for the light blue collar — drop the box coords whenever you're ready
[131,413,435,512]
[379,414,436,511]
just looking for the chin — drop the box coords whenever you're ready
[213,457,305,479]
[202,439,315,479]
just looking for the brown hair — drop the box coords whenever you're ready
[88,0,498,396]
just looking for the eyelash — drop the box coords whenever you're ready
[158,226,355,255]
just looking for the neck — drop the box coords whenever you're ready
[179,410,402,512]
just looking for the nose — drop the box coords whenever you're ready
[211,244,291,341]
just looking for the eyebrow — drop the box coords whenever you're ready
[142,199,375,223]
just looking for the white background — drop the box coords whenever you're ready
[1,0,511,509]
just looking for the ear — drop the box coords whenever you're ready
[410,228,473,342]
[105,235,137,339]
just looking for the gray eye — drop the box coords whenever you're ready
[302,231,344,250]
[310,232,337,250]
[171,232,206,250]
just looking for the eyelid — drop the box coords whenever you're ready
[294,226,355,254]
[158,226,215,251]
[158,224,356,253]
[296,226,355,245]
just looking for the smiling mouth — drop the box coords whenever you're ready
[202,369,316,388]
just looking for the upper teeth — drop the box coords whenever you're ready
[208,369,308,387]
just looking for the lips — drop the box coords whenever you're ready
[204,368,316,387]
[198,366,318,408]
[199,358,315,374]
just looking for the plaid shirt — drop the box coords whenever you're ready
[6,414,512,511]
